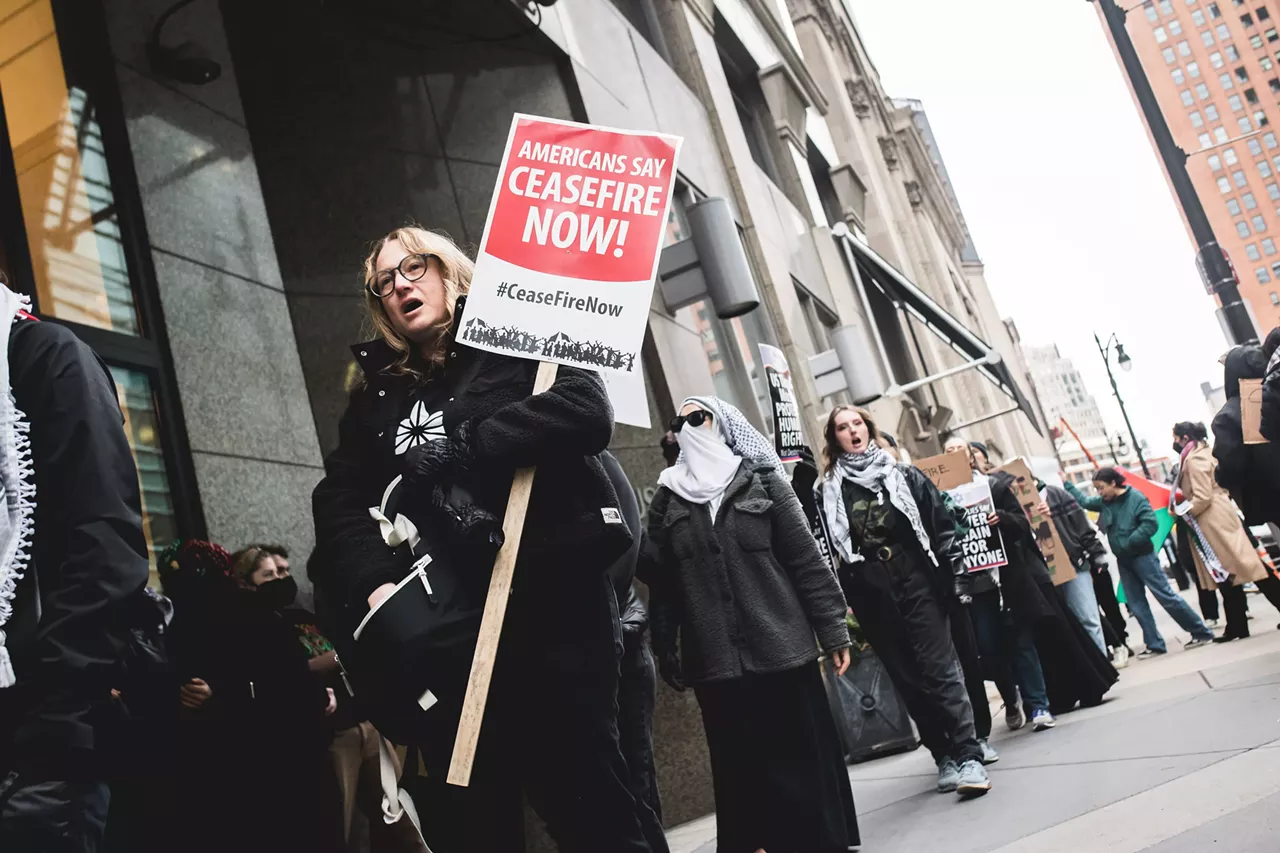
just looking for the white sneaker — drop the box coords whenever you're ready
[979,738,1000,765]
[1113,645,1130,669]
[1031,709,1056,731]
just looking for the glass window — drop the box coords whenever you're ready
[1259,159,1272,176]
[1226,145,1241,163]
[1257,109,1271,126]
[1170,46,1184,64]
[1239,220,1253,237]
[1230,93,1245,110]
[1241,116,1255,132]
[1204,29,1217,46]
[1171,18,1184,34]
[1189,60,1202,77]
[1244,12,1256,26]
[1270,28,1280,41]
[1156,26,1169,41]
[1252,33,1265,48]
[1229,197,1244,213]
[1160,0,1174,13]
[1268,182,1280,199]
[1264,237,1276,254]
[1250,137,1264,155]
[1221,71,1236,87]
[1193,8,1207,25]
[1184,88,1198,106]
[1179,39,1194,55]
[1264,56,1276,70]
[1272,78,1280,92]
[1248,242,1262,260]
[1262,6,1273,21]
[1212,50,1226,67]
[1191,109,1205,127]
[1236,168,1250,185]
[1198,82,1213,99]
[1273,262,1280,278]
[1272,292,1280,304]
[1146,1,1159,21]
[1218,125,1232,142]
[1254,213,1268,231]
[1201,131,1215,148]
[1258,267,1271,282]
[1222,175,1236,192]
[1226,42,1240,58]
[1246,190,1260,207]
[1210,153,1224,169]
[1269,131,1280,147]
[1210,2,1223,19]
[1238,66,1251,81]
[1207,103,1221,120]
[0,1,141,335]
[109,368,177,576]
[1246,86,1261,103]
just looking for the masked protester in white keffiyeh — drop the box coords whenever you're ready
[657,396,782,518]
[820,442,935,566]
[0,284,35,687]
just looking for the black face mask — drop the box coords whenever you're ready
[1172,440,1185,454]
[256,576,297,611]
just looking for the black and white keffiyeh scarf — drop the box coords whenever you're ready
[820,443,935,565]
[0,285,35,687]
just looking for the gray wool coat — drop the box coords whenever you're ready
[646,459,851,685]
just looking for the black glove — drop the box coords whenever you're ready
[791,447,819,495]
[428,483,505,568]
[658,652,686,692]
[403,420,475,485]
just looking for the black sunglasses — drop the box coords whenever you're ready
[669,410,713,432]
[367,252,439,298]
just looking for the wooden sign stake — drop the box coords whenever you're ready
[447,359,559,787]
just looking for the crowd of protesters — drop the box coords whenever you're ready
[9,230,1280,853]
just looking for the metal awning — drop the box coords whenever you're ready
[837,230,1043,436]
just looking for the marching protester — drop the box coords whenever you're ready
[1259,327,1280,443]
[647,396,859,852]
[1212,344,1280,628]
[1171,421,1275,643]
[825,409,990,798]
[1040,479,1110,656]
[1066,469,1215,655]
[0,283,151,853]
[311,227,664,852]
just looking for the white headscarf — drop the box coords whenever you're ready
[0,285,35,688]
[658,396,782,517]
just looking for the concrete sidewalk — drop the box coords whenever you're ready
[666,587,1280,853]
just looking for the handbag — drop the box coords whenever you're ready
[338,475,486,745]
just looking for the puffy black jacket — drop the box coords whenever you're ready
[647,460,849,685]
[1262,345,1280,443]
[310,298,631,666]
[1043,484,1108,572]
[0,318,150,766]
[1213,344,1280,525]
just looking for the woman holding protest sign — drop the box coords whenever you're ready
[647,396,860,853]
[310,226,664,853]
[821,407,991,798]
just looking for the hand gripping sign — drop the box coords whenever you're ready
[448,116,681,788]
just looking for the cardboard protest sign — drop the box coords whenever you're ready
[998,458,1073,585]
[459,114,682,376]
[914,450,972,492]
[1241,378,1266,444]
[948,479,1008,573]
[758,343,805,462]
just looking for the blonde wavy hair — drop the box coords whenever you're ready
[360,226,474,381]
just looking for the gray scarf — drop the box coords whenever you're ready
[820,443,935,565]
[0,286,35,687]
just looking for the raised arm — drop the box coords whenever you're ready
[1064,479,1103,513]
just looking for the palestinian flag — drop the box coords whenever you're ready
[1119,468,1176,551]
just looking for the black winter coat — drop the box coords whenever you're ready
[1044,484,1108,572]
[0,318,149,768]
[647,460,849,685]
[1213,344,1280,525]
[1261,346,1280,443]
[311,299,630,671]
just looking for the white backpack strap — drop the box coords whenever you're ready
[378,736,432,851]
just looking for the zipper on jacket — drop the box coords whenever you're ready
[335,653,355,697]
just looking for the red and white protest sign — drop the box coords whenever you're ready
[459,114,682,374]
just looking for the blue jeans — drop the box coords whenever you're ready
[970,589,1050,714]
[1061,569,1107,655]
[1116,551,1213,653]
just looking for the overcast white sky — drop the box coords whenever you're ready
[846,0,1233,456]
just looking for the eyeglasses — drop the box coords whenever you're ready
[367,253,438,298]
[669,410,713,432]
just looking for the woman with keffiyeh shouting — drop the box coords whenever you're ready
[646,396,859,853]
[819,405,992,799]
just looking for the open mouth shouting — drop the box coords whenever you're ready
[400,297,424,317]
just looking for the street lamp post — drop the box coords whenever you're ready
[1091,0,1258,346]
[1095,332,1152,479]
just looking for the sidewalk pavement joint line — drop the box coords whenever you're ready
[982,746,1280,853]
[1199,669,1214,689]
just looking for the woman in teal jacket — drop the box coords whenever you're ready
[1065,468,1213,656]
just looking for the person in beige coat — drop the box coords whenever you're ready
[1173,422,1268,642]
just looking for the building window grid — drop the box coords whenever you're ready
[1259,158,1273,176]
[1172,18,1185,34]
[1199,82,1214,98]
[1227,43,1241,59]
[1229,197,1244,213]
[1259,266,1272,282]
[1226,145,1241,163]
[1207,103,1222,120]
[1248,242,1262,260]
[1246,190,1260,207]
[1240,220,1254,237]
[1213,50,1227,67]
[1211,153,1225,170]
[1222,71,1236,88]
[1265,237,1277,254]
[1254,213,1269,230]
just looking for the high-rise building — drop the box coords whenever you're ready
[1109,0,1280,331]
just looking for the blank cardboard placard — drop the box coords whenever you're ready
[1242,378,1266,445]
[998,457,1075,585]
